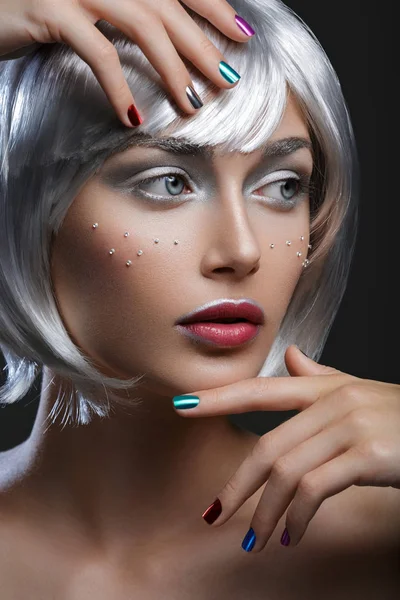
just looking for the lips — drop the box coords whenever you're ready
[176,300,265,326]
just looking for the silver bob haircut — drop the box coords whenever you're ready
[0,0,358,426]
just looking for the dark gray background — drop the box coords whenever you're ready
[1,0,397,451]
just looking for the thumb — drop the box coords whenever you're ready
[285,345,342,377]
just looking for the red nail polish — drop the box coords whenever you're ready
[202,497,222,524]
[127,103,143,126]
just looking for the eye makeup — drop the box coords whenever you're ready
[122,168,311,211]
[99,146,313,211]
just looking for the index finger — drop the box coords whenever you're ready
[172,373,352,415]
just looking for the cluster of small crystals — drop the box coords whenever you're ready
[91,223,312,268]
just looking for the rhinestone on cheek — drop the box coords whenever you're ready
[126,260,132,267]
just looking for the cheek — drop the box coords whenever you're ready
[49,199,181,355]
[256,208,310,322]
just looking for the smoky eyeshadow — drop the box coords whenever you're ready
[99,148,313,191]
[100,151,213,188]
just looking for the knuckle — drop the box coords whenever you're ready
[223,477,239,499]
[209,386,224,410]
[199,35,218,56]
[253,433,276,462]
[340,383,366,409]
[159,0,179,14]
[297,473,320,503]
[355,439,393,463]
[97,42,119,65]
[113,75,130,98]
[271,456,292,481]
[347,407,376,435]
[28,0,63,43]
[250,376,272,409]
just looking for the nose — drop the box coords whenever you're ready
[200,191,262,280]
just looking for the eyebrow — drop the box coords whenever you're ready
[116,134,312,160]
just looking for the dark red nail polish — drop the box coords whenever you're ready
[202,497,222,524]
[127,103,143,126]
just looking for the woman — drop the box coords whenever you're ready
[0,0,399,597]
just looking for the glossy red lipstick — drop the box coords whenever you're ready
[175,299,264,347]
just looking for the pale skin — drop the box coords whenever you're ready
[2,1,400,597]
[1,96,400,598]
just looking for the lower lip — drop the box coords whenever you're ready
[176,321,261,346]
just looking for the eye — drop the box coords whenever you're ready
[255,172,310,209]
[254,176,307,204]
[133,173,191,198]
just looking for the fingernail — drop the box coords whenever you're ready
[127,103,143,126]
[172,395,200,409]
[186,85,203,109]
[241,527,256,552]
[235,14,255,36]
[299,348,310,358]
[202,497,222,524]
[219,61,241,84]
[280,527,291,546]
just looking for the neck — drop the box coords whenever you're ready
[5,366,258,555]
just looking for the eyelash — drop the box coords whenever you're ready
[128,171,312,207]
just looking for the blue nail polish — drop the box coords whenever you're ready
[219,61,241,84]
[241,527,256,552]
[173,395,200,409]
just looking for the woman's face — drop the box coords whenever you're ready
[50,95,313,397]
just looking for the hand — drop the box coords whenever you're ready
[172,344,400,551]
[0,0,254,127]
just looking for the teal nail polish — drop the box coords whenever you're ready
[241,527,256,552]
[173,395,200,409]
[219,61,241,84]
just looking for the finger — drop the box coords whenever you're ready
[161,0,244,91]
[172,372,353,417]
[285,344,343,377]
[241,418,353,552]
[100,2,206,114]
[203,405,353,530]
[181,0,255,41]
[102,0,241,115]
[283,447,370,547]
[56,6,140,128]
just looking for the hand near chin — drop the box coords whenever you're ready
[172,345,400,551]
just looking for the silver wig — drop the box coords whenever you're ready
[0,0,358,425]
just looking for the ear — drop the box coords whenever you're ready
[284,345,343,377]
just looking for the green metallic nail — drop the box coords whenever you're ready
[219,61,241,84]
[173,395,200,409]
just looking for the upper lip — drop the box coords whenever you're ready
[175,299,265,326]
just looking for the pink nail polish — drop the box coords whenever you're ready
[235,14,255,37]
